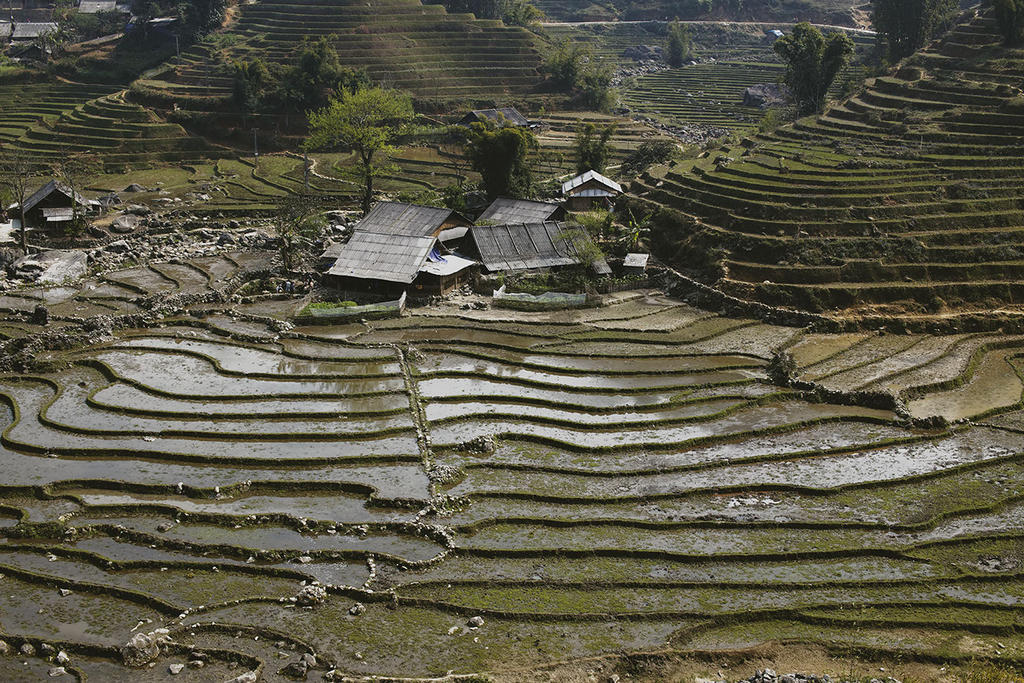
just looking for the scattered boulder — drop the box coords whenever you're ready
[467,615,484,628]
[168,663,184,675]
[225,671,259,683]
[19,642,35,657]
[622,44,664,61]
[119,632,160,667]
[111,215,140,234]
[742,83,792,108]
[0,640,10,656]
[278,660,309,680]
[125,204,153,217]
[47,667,66,677]
[294,582,327,607]
[55,651,70,665]
[123,183,147,193]
[104,240,130,255]
[458,435,495,455]
[348,602,365,616]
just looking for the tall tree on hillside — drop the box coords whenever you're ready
[995,0,1024,44]
[871,0,957,61]
[666,19,693,67]
[181,0,227,41]
[463,121,537,200]
[574,122,616,174]
[773,23,854,115]
[305,87,415,214]
[0,146,34,252]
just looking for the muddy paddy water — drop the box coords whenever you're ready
[2,281,1024,679]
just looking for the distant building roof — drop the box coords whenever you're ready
[477,197,564,225]
[561,170,623,196]
[471,221,610,274]
[327,231,436,284]
[21,179,94,213]
[12,22,57,40]
[79,0,118,12]
[355,201,466,237]
[623,253,649,268]
[458,107,530,128]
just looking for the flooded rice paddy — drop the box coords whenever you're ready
[2,260,1024,678]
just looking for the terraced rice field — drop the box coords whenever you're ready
[140,0,543,111]
[0,84,217,170]
[3,257,1024,678]
[633,7,1024,314]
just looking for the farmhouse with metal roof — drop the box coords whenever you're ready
[323,201,476,295]
[12,180,99,233]
[470,221,611,275]
[561,170,623,211]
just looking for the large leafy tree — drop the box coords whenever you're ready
[232,58,271,114]
[305,87,415,214]
[871,0,956,61]
[995,0,1024,44]
[279,37,369,113]
[574,122,615,174]
[543,40,616,111]
[181,0,226,41]
[462,121,537,200]
[773,23,854,115]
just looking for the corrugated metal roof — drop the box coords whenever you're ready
[327,231,436,284]
[561,170,623,196]
[21,180,93,213]
[471,221,610,274]
[0,22,12,39]
[623,253,649,268]
[478,198,562,225]
[320,241,345,260]
[461,107,529,127]
[79,0,118,12]
[12,22,57,39]
[573,189,615,197]
[355,201,459,237]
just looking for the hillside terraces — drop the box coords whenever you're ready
[632,7,1024,315]
[0,84,217,170]
[623,60,786,134]
[6,280,1024,676]
[140,0,544,112]
[545,23,873,136]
